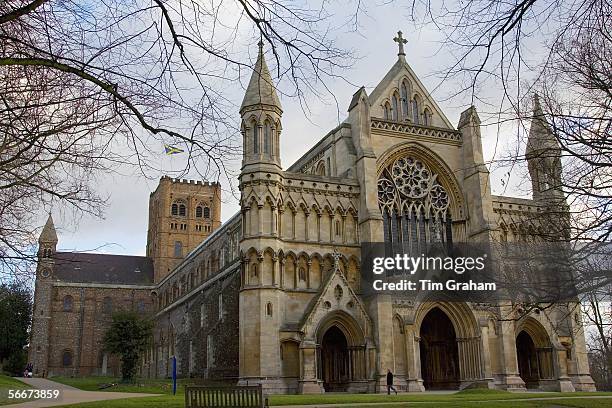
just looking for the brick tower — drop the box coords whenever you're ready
[146,177,221,282]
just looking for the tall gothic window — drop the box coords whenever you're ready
[423,107,432,126]
[203,207,210,218]
[252,122,259,154]
[196,206,203,218]
[378,156,452,251]
[401,81,409,118]
[264,121,272,154]
[412,96,420,124]
[383,102,392,120]
[392,93,400,121]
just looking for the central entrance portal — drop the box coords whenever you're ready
[321,326,349,392]
[419,308,460,390]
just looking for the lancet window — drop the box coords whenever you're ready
[378,156,452,251]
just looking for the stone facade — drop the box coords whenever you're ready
[29,32,595,393]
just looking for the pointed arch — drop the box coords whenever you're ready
[412,94,422,124]
[392,91,400,121]
[400,79,410,119]
[423,107,433,126]
[263,118,272,155]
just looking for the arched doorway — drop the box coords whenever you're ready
[321,326,349,392]
[419,308,460,390]
[516,329,554,389]
[516,331,539,388]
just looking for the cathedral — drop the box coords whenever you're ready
[29,32,595,394]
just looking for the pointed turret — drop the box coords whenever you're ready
[526,94,565,204]
[38,214,57,258]
[526,94,559,159]
[240,41,283,171]
[240,42,282,115]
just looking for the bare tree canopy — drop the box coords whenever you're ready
[403,0,611,243]
[0,0,354,280]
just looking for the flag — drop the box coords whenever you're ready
[164,144,184,155]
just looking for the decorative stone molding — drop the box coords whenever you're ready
[371,118,462,144]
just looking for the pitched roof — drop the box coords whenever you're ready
[53,252,154,285]
[240,42,282,113]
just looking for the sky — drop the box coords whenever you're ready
[49,2,536,256]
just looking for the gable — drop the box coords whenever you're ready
[299,258,373,342]
[369,59,454,129]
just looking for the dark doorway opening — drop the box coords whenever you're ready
[321,326,349,392]
[516,331,541,388]
[419,308,460,390]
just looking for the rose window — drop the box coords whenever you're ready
[378,155,452,245]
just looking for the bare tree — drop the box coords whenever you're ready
[0,0,355,281]
[402,0,611,243]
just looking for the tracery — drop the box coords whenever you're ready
[378,156,452,250]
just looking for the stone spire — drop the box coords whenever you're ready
[39,214,58,244]
[240,41,282,114]
[526,93,564,204]
[526,93,558,159]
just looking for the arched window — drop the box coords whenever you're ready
[174,241,183,257]
[400,81,409,118]
[250,263,258,278]
[392,93,400,121]
[264,121,272,154]
[252,122,259,154]
[266,302,273,316]
[171,203,178,216]
[179,203,186,217]
[316,161,326,176]
[423,107,432,126]
[196,206,203,218]
[412,95,420,124]
[383,102,392,120]
[62,350,73,367]
[335,220,341,236]
[63,295,73,312]
[203,207,210,218]
[102,297,112,314]
[298,267,306,281]
[378,156,452,249]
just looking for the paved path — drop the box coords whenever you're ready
[273,395,612,408]
[4,377,159,408]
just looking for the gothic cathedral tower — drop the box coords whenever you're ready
[238,41,285,391]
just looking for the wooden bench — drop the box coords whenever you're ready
[185,385,269,408]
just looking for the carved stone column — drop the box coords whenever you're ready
[298,341,323,394]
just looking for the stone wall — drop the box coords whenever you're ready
[44,284,154,377]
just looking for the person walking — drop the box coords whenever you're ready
[386,368,398,395]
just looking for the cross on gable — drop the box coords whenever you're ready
[393,31,407,56]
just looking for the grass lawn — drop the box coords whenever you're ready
[51,376,188,394]
[0,375,33,406]
[45,385,612,408]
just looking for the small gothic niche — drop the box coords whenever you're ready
[334,284,343,301]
